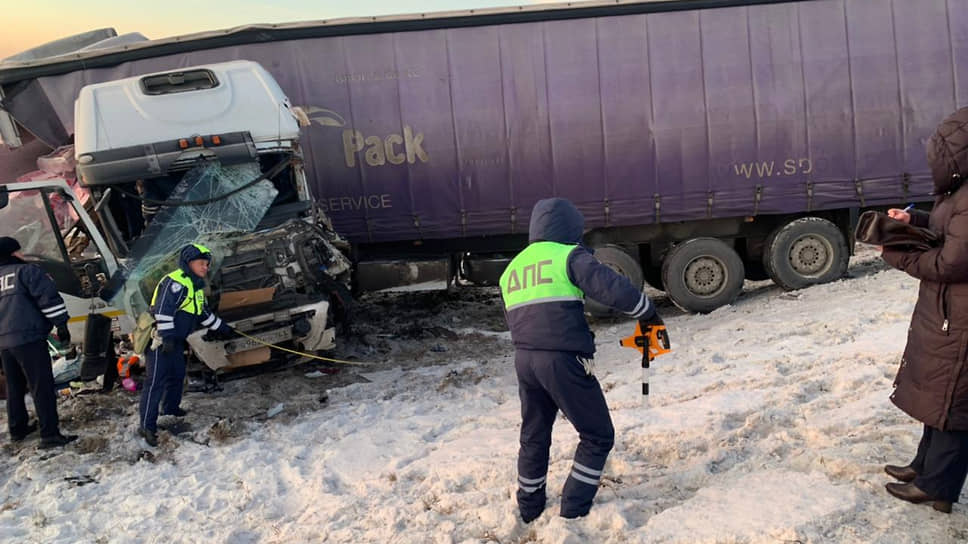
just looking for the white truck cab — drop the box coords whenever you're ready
[74,60,304,188]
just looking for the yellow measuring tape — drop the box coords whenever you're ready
[232,329,376,366]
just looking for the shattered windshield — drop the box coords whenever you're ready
[115,162,278,317]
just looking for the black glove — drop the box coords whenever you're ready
[205,324,239,342]
[56,325,71,345]
[161,337,178,354]
[639,310,671,350]
[639,310,665,329]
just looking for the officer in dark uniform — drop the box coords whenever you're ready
[0,236,78,448]
[139,243,234,446]
[499,198,668,522]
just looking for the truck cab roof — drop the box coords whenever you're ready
[74,60,299,157]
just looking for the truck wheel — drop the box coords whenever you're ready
[585,245,644,317]
[661,238,744,313]
[763,217,848,291]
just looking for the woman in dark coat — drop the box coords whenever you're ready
[881,106,968,514]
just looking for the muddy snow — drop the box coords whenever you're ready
[2,246,968,543]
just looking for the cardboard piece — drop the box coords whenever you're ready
[225,346,271,369]
[218,287,275,311]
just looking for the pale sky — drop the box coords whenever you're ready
[1,0,569,59]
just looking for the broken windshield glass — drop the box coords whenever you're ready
[114,161,278,317]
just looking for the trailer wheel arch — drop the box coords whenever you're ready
[743,260,770,282]
[585,245,644,317]
[661,237,745,313]
[643,263,665,291]
[640,242,667,291]
[737,237,770,281]
[762,217,848,291]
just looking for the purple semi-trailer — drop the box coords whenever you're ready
[1,0,965,312]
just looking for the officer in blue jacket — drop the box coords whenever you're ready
[0,236,78,448]
[499,198,668,522]
[139,243,234,446]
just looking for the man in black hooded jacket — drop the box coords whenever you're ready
[499,198,668,522]
[0,236,77,448]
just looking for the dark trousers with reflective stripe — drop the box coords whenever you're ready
[515,349,615,519]
[1,339,60,438]
[139,342,187,432]
[910,424,968,502]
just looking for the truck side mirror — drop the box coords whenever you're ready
[0,187,8,209]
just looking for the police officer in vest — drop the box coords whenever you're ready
[0,236,78,448]
[500,198,667,522]
[139,243,235,446]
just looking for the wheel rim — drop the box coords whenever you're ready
[684,255,727,297]
[788,235,833,277]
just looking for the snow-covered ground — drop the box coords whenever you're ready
[3,247,968,543]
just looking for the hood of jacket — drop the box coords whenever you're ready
[927,106,968,195]
[178,244,211,288]
[528,198,584,244]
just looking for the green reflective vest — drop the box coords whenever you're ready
[500,242,584,311]
[151,269,206,316]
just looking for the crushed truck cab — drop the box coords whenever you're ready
[0,60,352,375]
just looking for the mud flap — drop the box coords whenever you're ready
[79,313,114,381]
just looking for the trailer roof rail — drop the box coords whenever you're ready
[0,0,799,85]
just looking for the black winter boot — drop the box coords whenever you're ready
[518,486,546,524]
[11,421,38,441]
[521,507,544,524]
[39,433,78,449]
[885,482,952,513]
[884,464,918,483]
[138,428,159,447]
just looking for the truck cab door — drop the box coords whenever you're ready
[0,184,105,297]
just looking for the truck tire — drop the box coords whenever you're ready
[661,238,745,313]
[763,217,848,291]
[585,245,644,317]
